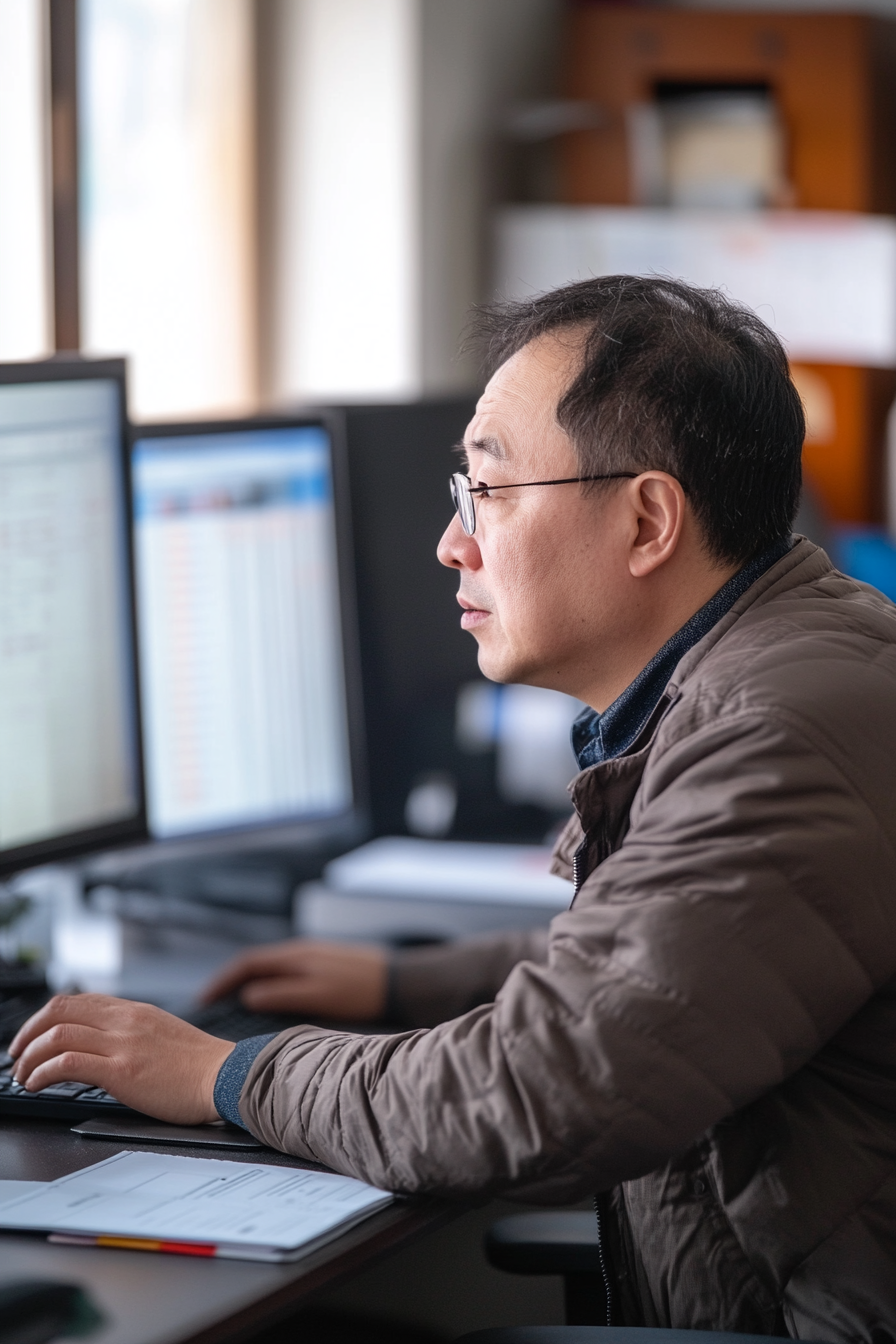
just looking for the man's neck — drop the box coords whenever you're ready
[571,536,793,771]
[583,560,740,712]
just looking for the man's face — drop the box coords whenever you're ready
[437,334,637,705]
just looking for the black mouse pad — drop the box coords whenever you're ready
[71,1116,264,1148]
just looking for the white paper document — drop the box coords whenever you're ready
[0,1180,46,1205]
[0,1151,393,1262]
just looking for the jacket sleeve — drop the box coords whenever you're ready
[385,928,550,1027]
[238,710,896,1203]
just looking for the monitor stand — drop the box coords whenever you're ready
[81,815,367,919]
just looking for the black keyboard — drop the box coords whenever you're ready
[184,999,300,1042]
[0,1049,141,1121]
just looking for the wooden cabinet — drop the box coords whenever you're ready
[560,7,896,523]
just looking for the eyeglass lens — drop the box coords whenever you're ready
[450,473,476,535]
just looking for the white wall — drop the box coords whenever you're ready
[264,0,561,404]
[418,0,562,392]
[266,0,418,402]
[268,0,420,402]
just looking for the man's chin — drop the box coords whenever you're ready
[475,638,523,687]
[476,642,558,692]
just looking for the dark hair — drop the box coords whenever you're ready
[468,275,804,566]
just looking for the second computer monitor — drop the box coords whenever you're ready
[131,417,361,843]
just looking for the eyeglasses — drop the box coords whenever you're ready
[449,471,638,537]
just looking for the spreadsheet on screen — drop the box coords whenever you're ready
[131,425,353,840]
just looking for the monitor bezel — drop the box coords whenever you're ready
[128,409,369,849]
[0,356,149,876]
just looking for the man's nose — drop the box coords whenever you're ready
[437,512,481,570]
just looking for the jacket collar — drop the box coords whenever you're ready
[665,536,830,696]
[551,539,832,883]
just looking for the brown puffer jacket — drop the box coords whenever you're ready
[240,540,896,1339]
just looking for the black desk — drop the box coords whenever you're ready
[0,1117,457,1344]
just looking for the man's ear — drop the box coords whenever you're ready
[627,472,687,578]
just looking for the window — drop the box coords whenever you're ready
[79,0,256,419]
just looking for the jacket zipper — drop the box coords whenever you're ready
[573,836,588,895]
[578,835,614,1324]
[593,1193,614,1325]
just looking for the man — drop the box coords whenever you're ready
[11,278,896,1337]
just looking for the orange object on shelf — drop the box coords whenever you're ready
[788,363,896,524]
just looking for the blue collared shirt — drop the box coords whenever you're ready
[214,535,793,1129]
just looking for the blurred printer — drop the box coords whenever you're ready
[296,836,572,946]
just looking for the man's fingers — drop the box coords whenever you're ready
[239,977,313,1014]
[201,946,308,1004]
[200,959,261,1004]
[9,993,77,1055]
[18,1050,114,1095]
[9,993,122,1058]
[14,1021,111,1083]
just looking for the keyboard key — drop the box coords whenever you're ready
[0,1070,132,1117]
[35,1082,91,1098]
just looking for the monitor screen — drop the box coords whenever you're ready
[131,421,356,840]
[0,362,144,871]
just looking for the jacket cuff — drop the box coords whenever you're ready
[213,1033,279,1128]
[238,1025,353,1155]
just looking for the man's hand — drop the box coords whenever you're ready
[9,995,235,1125]
[201,939,388,1022]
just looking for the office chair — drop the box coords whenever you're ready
[455,1212,833,1344]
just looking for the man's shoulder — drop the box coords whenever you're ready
[668,543,896,735]
[560,545,896,873]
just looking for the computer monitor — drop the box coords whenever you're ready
[0,359,145,875]
[130,415,364,849]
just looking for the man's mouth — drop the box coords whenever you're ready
[458,595,490,630]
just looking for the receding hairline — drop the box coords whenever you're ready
[454,333,591,466]
[489,323,592,378]
[453,434,507,466]
[465,298,605,382]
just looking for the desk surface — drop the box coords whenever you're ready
[0,1117,457,1344]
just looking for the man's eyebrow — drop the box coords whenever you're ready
[452,435,507,464]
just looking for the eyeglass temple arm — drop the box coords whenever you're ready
[464,472,638,496]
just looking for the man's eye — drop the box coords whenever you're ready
[476,482,493,498]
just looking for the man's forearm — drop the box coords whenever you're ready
[386,927,550,1027]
